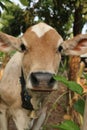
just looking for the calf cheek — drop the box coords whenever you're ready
[22,56,31,78]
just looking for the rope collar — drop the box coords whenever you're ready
[20,68,34,110]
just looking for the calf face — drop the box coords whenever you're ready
[0,22,87,93]
[22,23,63,91]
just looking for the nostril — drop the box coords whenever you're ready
[30,73,39,86]
[48,77,56,87]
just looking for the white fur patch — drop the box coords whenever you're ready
[31,23,53,37]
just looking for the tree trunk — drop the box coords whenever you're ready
[69,4,83,81]
[73,5,83,36]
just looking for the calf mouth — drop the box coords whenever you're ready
[30,88,56,92]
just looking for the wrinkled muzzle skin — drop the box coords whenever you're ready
[21,24,63,92]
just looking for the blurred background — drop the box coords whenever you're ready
[0,0,87,38]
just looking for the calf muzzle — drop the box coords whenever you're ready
[30,72,56,91]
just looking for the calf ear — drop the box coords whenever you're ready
[61,34,87,55]
[0,32,26,52]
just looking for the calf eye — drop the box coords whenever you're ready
[20,44,27,51]
[58,45,63,53]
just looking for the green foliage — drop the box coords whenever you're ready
[51,120,80,130]
[18,0,87,38]
[83,73,87,80]
[19,0,28,6]
[59,56,69,73]
[42,74,85,130]
[0,3,26,36]
[74,99,85,116]
[53,75,85,130]
[54,75,83,95]
[0,52,5,60]
[0,0,12,14]
[0,0,87,38]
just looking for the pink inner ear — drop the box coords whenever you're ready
[1,44,10,48]
[0,42,11,52]
[74,39,87,51]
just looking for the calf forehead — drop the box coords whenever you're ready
[23,22,63,48]
[31,22,53,37]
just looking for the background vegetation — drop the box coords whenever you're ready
[0,0,87,38]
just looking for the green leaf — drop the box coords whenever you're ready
[83,73,87,80]
[54,75,68,84]
[67,81,83,95]
[74,99,85,116]
[54,75,83,95]
[19,0,28,6]
[51,120,80,130]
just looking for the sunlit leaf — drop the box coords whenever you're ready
[51,120,80,130]
[74,99,85,116]
[54,75,83,95]
[19,0,28,6]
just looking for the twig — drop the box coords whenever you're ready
[44,91,68,125]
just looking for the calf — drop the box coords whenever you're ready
[0,22,87,130]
